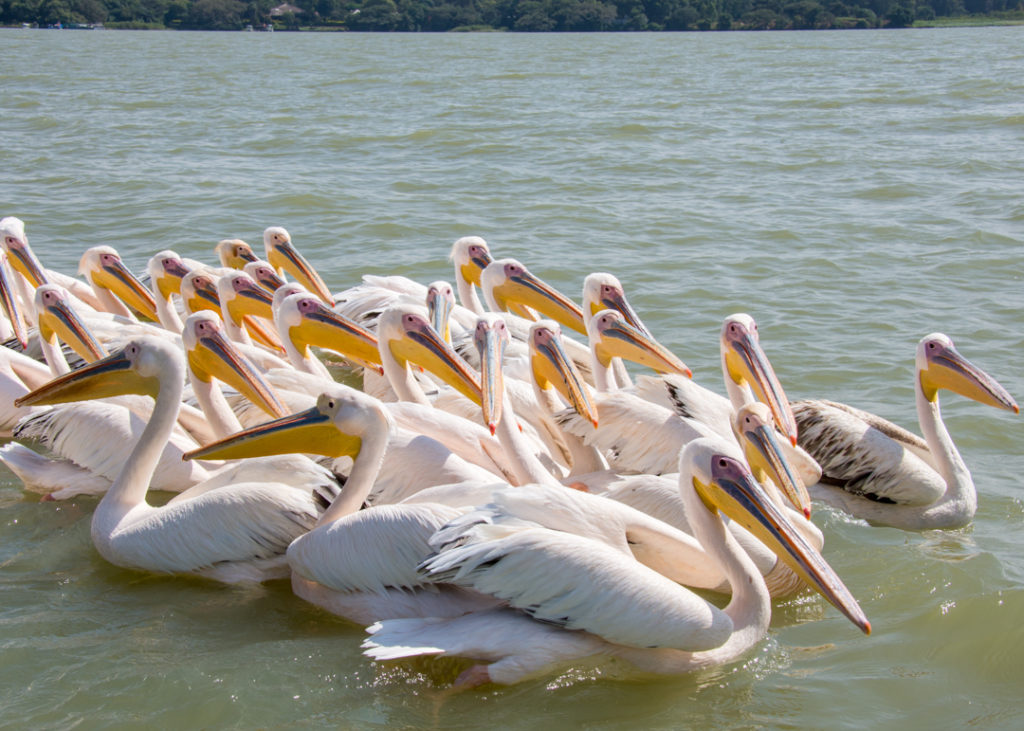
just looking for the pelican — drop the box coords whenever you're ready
[215,270,286,353]
[581,271,652,390]
[243,259,286,293]
[146,250,194,332]
[262,226,334,305]
[14,336,331,582]
[185,387,504,623]
[214,238,258,270]
[0,216,106,313]
[792,333,1018,530]
[362,436,870,688]
[480,258,586,335]
[78,246,159,321]
[560,312,815,481]
[0,290,215,498]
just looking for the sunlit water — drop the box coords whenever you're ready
[2,26,1023,728]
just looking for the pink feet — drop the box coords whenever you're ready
[453,664,491,689]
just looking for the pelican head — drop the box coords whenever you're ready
[215,238,258,270]
[184,387,383,463]
[263,226,334,306]
[917,333,1018,413]
[146,250,193,300]
[683,437,871,635]
[79,245,159,321]
[426,281,455,344]
[16,336,178,407]
[481,258,586,335]
[449,236,493,288]
[582,272,651,337]
[587,309,691,378]
[720,314,797,445]
[244,259,286,293]
[277,291,382,374]
[217,270,274,326]
[180,269,222,316]
[34,283,107,362]
[0,216,49,287]
[732,401,811,519]
[182,311,287,419]
[0,250,29,347]
[528,319,599,429]
[379,305,482,406]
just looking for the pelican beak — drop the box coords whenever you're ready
[723,331,798,446]
[427,288,454,346]
[184,397,360,462]
[290,301,383,374]
[188,328,287,419]
[185,275,222,314]
[592,287,651,338]
[267,241,334,306]
[492,269,586,335]
[738,419,812,519]
[476,323,506,434]
[37,297,107,363]
[0,257,29,348]
[6,241,49,288]
[460,248,493,287]
[15,347,158,406]
[156,257,191,299]
[594,316,691,378]
[390,316,482,406]
[695,453,871,635]
[93,257,159,321]
[921,343,1018,413]
[531,329,599,429]
[225,279,274,325]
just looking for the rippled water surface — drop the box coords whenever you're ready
[2,26,1024,729]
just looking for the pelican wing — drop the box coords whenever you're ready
[287,503,463,595]
[420,516,733,652]
[556,392,719,475]
[635,374,734,441]
[792,399,944,505]
[104,482,321,577]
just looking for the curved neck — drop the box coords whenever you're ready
[39,336,71,376]
[495,389,561,487]
[91,284,136,321]
[223,312,253,346]
[280,327,332,380]
[456,273,486,316]
[318,408,391,525]
[381,348,430,406]
[533,379,606,475]
[189,371,243,439]
[721,352,753,412]
[154,292,184,333]
[916,376,974,515]
[101,361,184,513]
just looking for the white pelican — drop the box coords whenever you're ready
[450,235,493,315]
[581,271,652,390]
[78,246,159,321]
[480,258,586,335]
[0,290,215,498]
[0,216,106,312]
[185,387,504,622]
[560,312,814,480]
[243,259,286,293]
[0,250,30,347]
[362,436,870,688]
[15,336,330,582]
[792,333,1018,530]
[215,270,285,353]
[214,238,258,270]
[145,250,193,332]
[262,226,334,305]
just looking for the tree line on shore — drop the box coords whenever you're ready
[2,0,1021,32]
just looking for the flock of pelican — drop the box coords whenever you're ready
[0,214,1017,688]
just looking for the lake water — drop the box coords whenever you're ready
[2,26,1023,728]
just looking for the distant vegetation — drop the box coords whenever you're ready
[2,0,1022,31]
